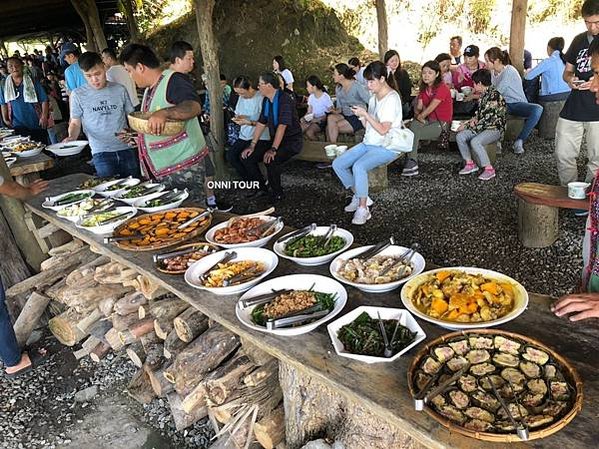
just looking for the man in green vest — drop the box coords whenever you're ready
[120,44,208,203]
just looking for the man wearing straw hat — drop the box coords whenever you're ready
[120,44,208,203]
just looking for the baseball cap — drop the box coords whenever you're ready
[463,45,480,57]
[59,42,79,60]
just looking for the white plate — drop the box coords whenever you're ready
[56,198,112,222]
[273,226,354,267]
[185,247,278,296]
[330,245,426,293]
[42,190,96,211]
[133,189,189,213]
[46,140,88,156]
[400,267,529,330]
[94,178,141,197]
[236,274,348,336]
[114,182,165,205]
[75,206,137,235]
[205,216,285,249]
[327,306,426,364]
[15,146,44,158]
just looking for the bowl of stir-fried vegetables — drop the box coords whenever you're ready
[273,226,353,267]
[400,267,529,330]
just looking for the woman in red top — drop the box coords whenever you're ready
[403,61,453,177]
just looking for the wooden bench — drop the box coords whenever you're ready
[514,182,589,248]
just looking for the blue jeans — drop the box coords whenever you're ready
[0,278,21,367]
[332,143,398,198]
[92,148,141,178]
[507,102,543,141]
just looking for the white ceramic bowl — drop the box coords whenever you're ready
[330,244,426,293]
[185,247,278,296]
[42,189,96,211]
[46,140,88,156]
[451,120,462,132]
[567,181,590,200]
[327,306,426,364]
[205,216,285,249]
[133,189,189,213]
[56,198,112,223]
[273,226,354,267]
[400,267,529,330]
[335,145,348,156]
[324,144,337,158]
[15,146,44,158]
[94,178,141,197]
[114,183,166,205]
[75,206,137,235]
[236,273,348,336]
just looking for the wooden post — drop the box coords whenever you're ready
[0,40,8,59]
[517,199,559,248]
[194,0,226,180]
[71,0,108,52]
[509,0,528,74]
[375,0,389,59]
[120,0,140,42]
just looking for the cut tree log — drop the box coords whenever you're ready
[118,317,154,345]
[40,245,89,271]
[74,335,102,360]
[141,333,164,371]
[57,283,133,314]
[65,255,110,286]
[87,319,112,342]
[127,368,156,404]
[154,319,174,340]
[76,308,103,334]
[48,309,86,346]
[243,359,279,388]
[149,297,189,322]
[45,278,67,301]
[13,292,51,347]
[47,239,83,256]
[145,363,174,397]
[163,329,187,359]
[96,267,138,285]
[174,308,208,343]
[112,312,141,331]
[126,341,146,368]
[90,342,111,362]
[137,275,168,299]
[105,328,124,351]
[114,292,147,316]
[98,297,116,317]
[253,405,285,449]
[205,352,256,406]
[240,337,276,367]
[174,324,240,396]
[167,392,208,432]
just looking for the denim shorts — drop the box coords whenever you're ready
[343,114,364,132]
[92,148,140,178]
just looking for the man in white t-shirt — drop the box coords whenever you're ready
[101,48,140,108]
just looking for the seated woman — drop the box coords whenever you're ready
[300,75,332,141]
[384,49,412,116]
[485,47,543,154]
[348,57,367,86]
[434,53,454,88]
[452,45,485,91]
[326,63,370,143]
[524,37,571,102]
[227,76,271,197]
[403,61,453,177]
[273,55,294,91]
[332,61,403,225]
[455,69,506,181]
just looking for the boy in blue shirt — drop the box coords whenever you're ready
[63,47,87,94]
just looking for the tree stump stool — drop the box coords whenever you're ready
[538,100,566,139]
[504,116,525,141]
[514,182,589,248]
[368,164,388,193]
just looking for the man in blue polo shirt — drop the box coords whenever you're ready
[62,45,87,94]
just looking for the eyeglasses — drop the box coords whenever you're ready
[585,19,599,26]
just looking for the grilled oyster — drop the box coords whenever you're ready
[437,404,466,424]
[550,381,570,401]
[494,335,521,355]
[465,407,495,423]
[449,339,470,355]
[493,352,520,367]
[434,346,455,363]
[527,379,548,396]
[430,394,446,408]
[479,375,505,391]
[522,392,545,407]
[469,336,494,350]
[449,389,470,409]
[544,364,558,379]
[415,371,432,392]
[542,401,568,417]
[464,419,493,431]
[471,391,500,412]
[466,349,491,364]
[494,420,516,432]
[447,356,469,372]
[501,367,526,385]
[422,356,442,375]
[470,363,496,377]
[522,346,550,365]
[520,361,541,378]
[497,403,528,420]
[524,414,554,429]
[459,374,478,393]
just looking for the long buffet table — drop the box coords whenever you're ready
[25,174,599,449]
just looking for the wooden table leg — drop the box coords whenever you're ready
[517,199,559,248]
[368,165,388,193]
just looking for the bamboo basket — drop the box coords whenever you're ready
[155,242,220,274]
[407,329,584,442]
[127,112,185,136]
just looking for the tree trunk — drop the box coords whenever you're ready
[254,405,285,449]
[71,0,108,52]
[90,342,111,362]
[118,317,154,345]
[76,308,103,334]
[509,0,528,74]
[48,309,86,346]
[105,327,125,351]
[65,255,110,287]
[141,332,164,371]
[167,392,208,432]
[120,0,140,42]
[13,292,50,347]
[174,308,208,343]
[0,40,8,59]
[194,0,225,179]
[127,368,156,404]
[164,329,187,359]
[375,0,388,59]
[126,341,146,368]
[517,200,559,248]
[114,292,147,316]
[204,352,256,406]
[145,363,174,397]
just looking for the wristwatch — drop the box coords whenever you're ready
[270,147,278,152]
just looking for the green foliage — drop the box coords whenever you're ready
[468,0,496,34]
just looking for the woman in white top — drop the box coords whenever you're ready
[332,61,403,225]
[273,55,294,91]
[348,57,367,86]
[301,75,333,140]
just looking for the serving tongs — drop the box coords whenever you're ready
[82,199,115,217]
[275,223,316,245]
[178,207,214,230]
[124,184,163,199]
[92,210,132,226]
[49,193,90,207]
[199,251,237,282]
[413,363,471,411]
[222,268,264,287]
[354,237,395,261]
[266,308,330,330]
[227,207,275,227]
[153,243,214,262]
[105,176,133,190]
[150,189,187,205]
[378,313,404,358]
[318,224,337,248]
[240,289,294,308]
[491,380,529,441]
[104,233,144,243]
[380,243,420,277]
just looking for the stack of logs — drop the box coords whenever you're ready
[6,239,285,449]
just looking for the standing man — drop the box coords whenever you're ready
[242,71,302,202]
[0,57,50,143]
[450,36,463,67]
[169,41,232,211]
[0,176,48,378]
[62,45,87,94]
[101,48,139,108]
[64,52,139,178]
[120,44,208,202]
[555,0,599,195]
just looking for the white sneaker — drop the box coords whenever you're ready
[513,139,524,154]
[344,195,373,212]
[352,207,371,225]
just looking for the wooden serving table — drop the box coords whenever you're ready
[25,173,599,449]
[9,152,55,182]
